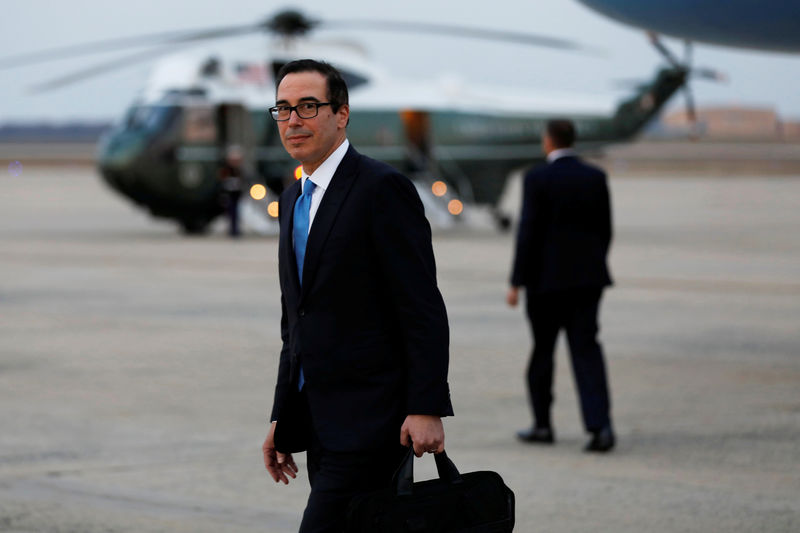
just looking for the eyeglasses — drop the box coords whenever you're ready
[269,102,332,121]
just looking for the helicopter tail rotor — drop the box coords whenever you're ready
[647,32,726,139]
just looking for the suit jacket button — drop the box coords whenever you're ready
[299,309,305,317]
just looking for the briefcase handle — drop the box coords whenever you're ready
[394,444,464,497]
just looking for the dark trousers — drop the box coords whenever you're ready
[299,432,407,533]
[525,287,611,432]
[224,191,241,237]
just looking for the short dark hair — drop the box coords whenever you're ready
[275,59,349,113]
[545,119,576,148]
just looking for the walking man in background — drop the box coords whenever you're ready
[507,119,615,453]
[218,145,245,237]
[261,59,453,532]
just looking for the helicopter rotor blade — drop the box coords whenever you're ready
[323,18,603,54]
[0,22,262,71]
[683,84,703,140]
[26,45,190,93]
[647,31,682,68]
[683,85,697,123]
[2,9,601,73]
[7,8,605,93]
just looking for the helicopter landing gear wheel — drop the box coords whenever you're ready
[493,211,512,232]
[179,217,211,235]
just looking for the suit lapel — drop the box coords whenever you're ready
[300,146,360,296]
[281,180,302,292]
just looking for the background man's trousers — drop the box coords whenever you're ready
[525,287,611,432]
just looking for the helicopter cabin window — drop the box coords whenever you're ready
[183,106,217,144]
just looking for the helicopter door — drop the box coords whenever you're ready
[183,104,217,144]
[217,103,256,172]
[400,110,433,175]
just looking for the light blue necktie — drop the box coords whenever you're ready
[293,178,316,390]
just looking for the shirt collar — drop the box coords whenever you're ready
[302,138,350,191]
[546,147,577,164]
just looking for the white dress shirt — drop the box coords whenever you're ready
[546,147,577,164]
[299,139,350,233]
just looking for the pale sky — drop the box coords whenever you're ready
[2,0,800,123]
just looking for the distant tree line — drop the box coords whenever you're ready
[0,122,112,142]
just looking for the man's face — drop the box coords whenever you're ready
[275,71,349,175]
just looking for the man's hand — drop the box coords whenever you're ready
[400,415,445,457]
[262,422,298,484]
[506,286,520,307]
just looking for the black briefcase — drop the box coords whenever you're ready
[346,447,514,532]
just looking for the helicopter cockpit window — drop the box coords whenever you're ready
[125,105,180,131]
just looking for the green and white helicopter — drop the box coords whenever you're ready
[4,10,715,233]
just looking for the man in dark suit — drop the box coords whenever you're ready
[261,59,453,532]
[507,119,615,453]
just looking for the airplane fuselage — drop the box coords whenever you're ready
[577,0,800,53]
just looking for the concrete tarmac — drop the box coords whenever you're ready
[1,165,799,532]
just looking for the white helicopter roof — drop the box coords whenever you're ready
[140,48,274,108]
[351,74,615,117]
[137,39,616,117]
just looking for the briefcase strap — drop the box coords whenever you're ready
[394,444,463,496]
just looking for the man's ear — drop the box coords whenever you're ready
[542,133,552,155]
[337,104,350,129]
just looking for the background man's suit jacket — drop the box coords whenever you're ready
[510,155,613,294]
[271,145,453,453]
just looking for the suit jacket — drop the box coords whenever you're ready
[510,155,613,294]
[271,145,453,453]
